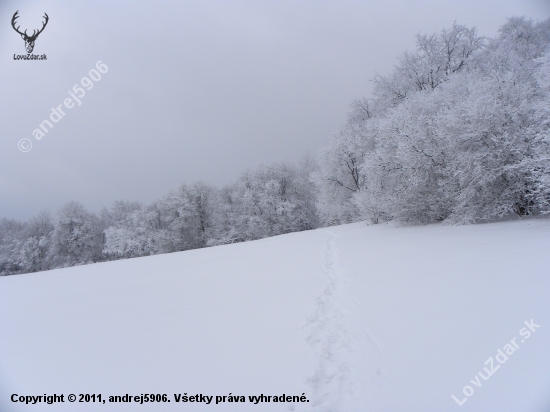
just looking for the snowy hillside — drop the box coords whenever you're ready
[1,218,549,411]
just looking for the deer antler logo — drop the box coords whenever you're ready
[11,11,49,53]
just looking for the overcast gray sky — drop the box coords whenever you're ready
[1,0,549,220]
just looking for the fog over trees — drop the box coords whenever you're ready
[2,17,549,275]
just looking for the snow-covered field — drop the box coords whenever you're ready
[1,218,549,411]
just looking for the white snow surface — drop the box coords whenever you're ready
[1,218,550,411]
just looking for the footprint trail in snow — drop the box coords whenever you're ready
[304,231,352,411]
[304,230,383,411]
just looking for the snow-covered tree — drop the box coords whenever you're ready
[158,181,218,250]
[211,161,318,244]
[50,202,103,267]
[0,218,27,275]
[103,201,168,259]
[373,22,483,108]
[312,100,375,225]
[18,211,54,273]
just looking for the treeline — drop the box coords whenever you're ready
[1,17,549,275]
[0,159,318,275]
